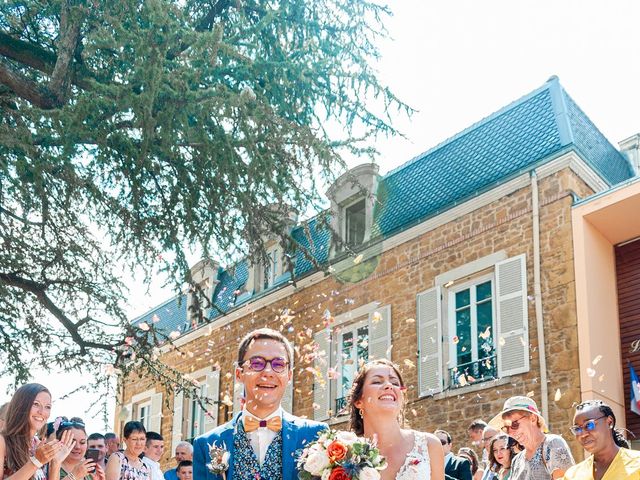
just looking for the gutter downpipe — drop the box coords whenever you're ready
[531,169,549,420]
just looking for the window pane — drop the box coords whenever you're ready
[346,199,366,246]
[455,307,472,365]
[477,300,494,359]
[341,332,355,395]
[357,326,369,363]
[455,289,470,309]
[477,281,492,301]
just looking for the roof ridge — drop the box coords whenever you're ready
[383,77,558,179]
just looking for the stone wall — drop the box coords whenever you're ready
[120,166,596,466]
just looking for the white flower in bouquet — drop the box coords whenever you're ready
[359,466,381,480]
[335,431,358,445]
[303,449,330,476]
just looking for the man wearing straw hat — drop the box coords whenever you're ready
[489,396,574,479]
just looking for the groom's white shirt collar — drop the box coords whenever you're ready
[241,406,283,466]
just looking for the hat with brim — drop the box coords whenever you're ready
[489,396,548,433]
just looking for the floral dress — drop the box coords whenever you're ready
[395,431,431,480]
[509,434,574,480]
[112,452,150,480]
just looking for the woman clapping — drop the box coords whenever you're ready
[56,420,104,480]
[0,383,74,480]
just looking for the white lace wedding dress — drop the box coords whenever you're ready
[394,430,431,480]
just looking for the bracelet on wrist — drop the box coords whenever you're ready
[29,456,44,469]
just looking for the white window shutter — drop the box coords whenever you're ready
[496,254,530,377]
[171,391,184,453]
[123,402,133,423]
[281,344,294,413]
[203,371,220,432]
[417,286,443,396]
[368,304,391,360]
[313,330,331,421]
[149,392,163,433]
[232,374,243,416]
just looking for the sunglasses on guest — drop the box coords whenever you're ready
[242,356,289,373]
[60,420,85,429]
[501,414,528,433]
[570,415,608,436]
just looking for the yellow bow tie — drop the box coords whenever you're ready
[244,415,282,433]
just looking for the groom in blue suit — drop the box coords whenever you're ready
[194,328,326,480]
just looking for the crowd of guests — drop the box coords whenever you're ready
[1,327,640,480]
[0,384,192,480]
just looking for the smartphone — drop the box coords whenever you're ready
[85,448,100,470]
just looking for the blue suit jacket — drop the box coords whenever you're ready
[163,468,178,480]
[193,412,326,480]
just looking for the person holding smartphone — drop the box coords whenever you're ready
[56,420,105,480]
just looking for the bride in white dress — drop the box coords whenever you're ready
[348,359,445,480]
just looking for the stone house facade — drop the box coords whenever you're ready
[116,77,637,466]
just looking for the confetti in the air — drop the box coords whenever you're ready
[138,322,150,331]
[592,355,603,365]
[372,311,382,323]
[404,359,415,368]
[353,254,364,264]
[526,391,535,397]
[499,337,506,346]
[586,368,596,378]
[554,389,562,401]
[453,336,459,344]
[479,326,491,339]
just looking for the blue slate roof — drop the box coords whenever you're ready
[133,77,634,335]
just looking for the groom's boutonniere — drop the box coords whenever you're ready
[207,442,230,479]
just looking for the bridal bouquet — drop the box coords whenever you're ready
[297,429,386,480]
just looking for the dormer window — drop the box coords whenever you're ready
[344,198,366,247]
[187,259,220,326]
[243,203,297,296]
[326,163,380,257]
[263,245,282,290]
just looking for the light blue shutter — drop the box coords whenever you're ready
[496,255,530,377]
[417,286,443,396]
[203,370,220,431]
[282,343,294,413]
[368,305,391,360]
[171,391,184,453]
[313,330,331,421]
[149,392,163,433]
[232,373,243,416]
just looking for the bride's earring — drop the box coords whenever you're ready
[359,408,365,417]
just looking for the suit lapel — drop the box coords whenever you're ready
[219,413,241,480]
[281,412,297,478]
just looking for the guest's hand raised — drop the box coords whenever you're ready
[34,440,64,465]
[53,429,76,464]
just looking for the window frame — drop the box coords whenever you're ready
[185,382,207,442]
[137,400,152,430]
[334,317,369,406]
[342,196,367,248]
[446,272,496,370]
